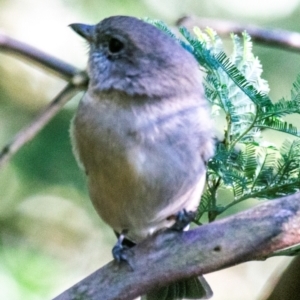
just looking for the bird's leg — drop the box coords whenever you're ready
[112,231,128,262]
[112,229,136,263]
[170,209,196,231]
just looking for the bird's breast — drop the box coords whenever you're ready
[71,92,209,241]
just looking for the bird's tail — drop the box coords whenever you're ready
[142,275,213,300]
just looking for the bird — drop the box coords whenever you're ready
[70,15,214,300]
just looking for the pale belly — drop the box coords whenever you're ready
[72,92,211,242]
[87,156,206,242]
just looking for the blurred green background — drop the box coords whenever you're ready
[1,1,300,299]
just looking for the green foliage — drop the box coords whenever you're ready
[148,20,300,222]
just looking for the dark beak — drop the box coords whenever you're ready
[69,23,94,41]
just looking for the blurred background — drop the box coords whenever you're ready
[1,0,300,299]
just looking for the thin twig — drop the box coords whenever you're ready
[0,32,89,168]
[53,192,300,300]
[0,32,81,81]
[177,16,300,53]
[0,76,87,169]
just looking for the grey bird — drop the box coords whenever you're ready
[70,15,214,300]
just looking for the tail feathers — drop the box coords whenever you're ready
[143,275,213,300]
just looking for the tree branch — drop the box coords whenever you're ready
[177,16,300,53]
[0,32,89,169]
[0,79,87,169]
[0,32,81,80]
[53,192,300,300]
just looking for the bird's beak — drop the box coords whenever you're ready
[69,23,94,41]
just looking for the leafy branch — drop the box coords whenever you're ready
[148,20,300,223]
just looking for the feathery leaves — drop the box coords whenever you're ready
[148,19,300,222]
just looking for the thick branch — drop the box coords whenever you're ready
[53,192,300,300]
[177,16,300,53]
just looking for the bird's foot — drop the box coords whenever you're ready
[170,209,196,231]
[112,232,129,263]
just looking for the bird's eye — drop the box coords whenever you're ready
[108,38,124,53]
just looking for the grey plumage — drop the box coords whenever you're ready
[70,16,214,300]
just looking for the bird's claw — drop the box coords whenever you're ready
[170,209,196,231]
[112,242,129,263]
